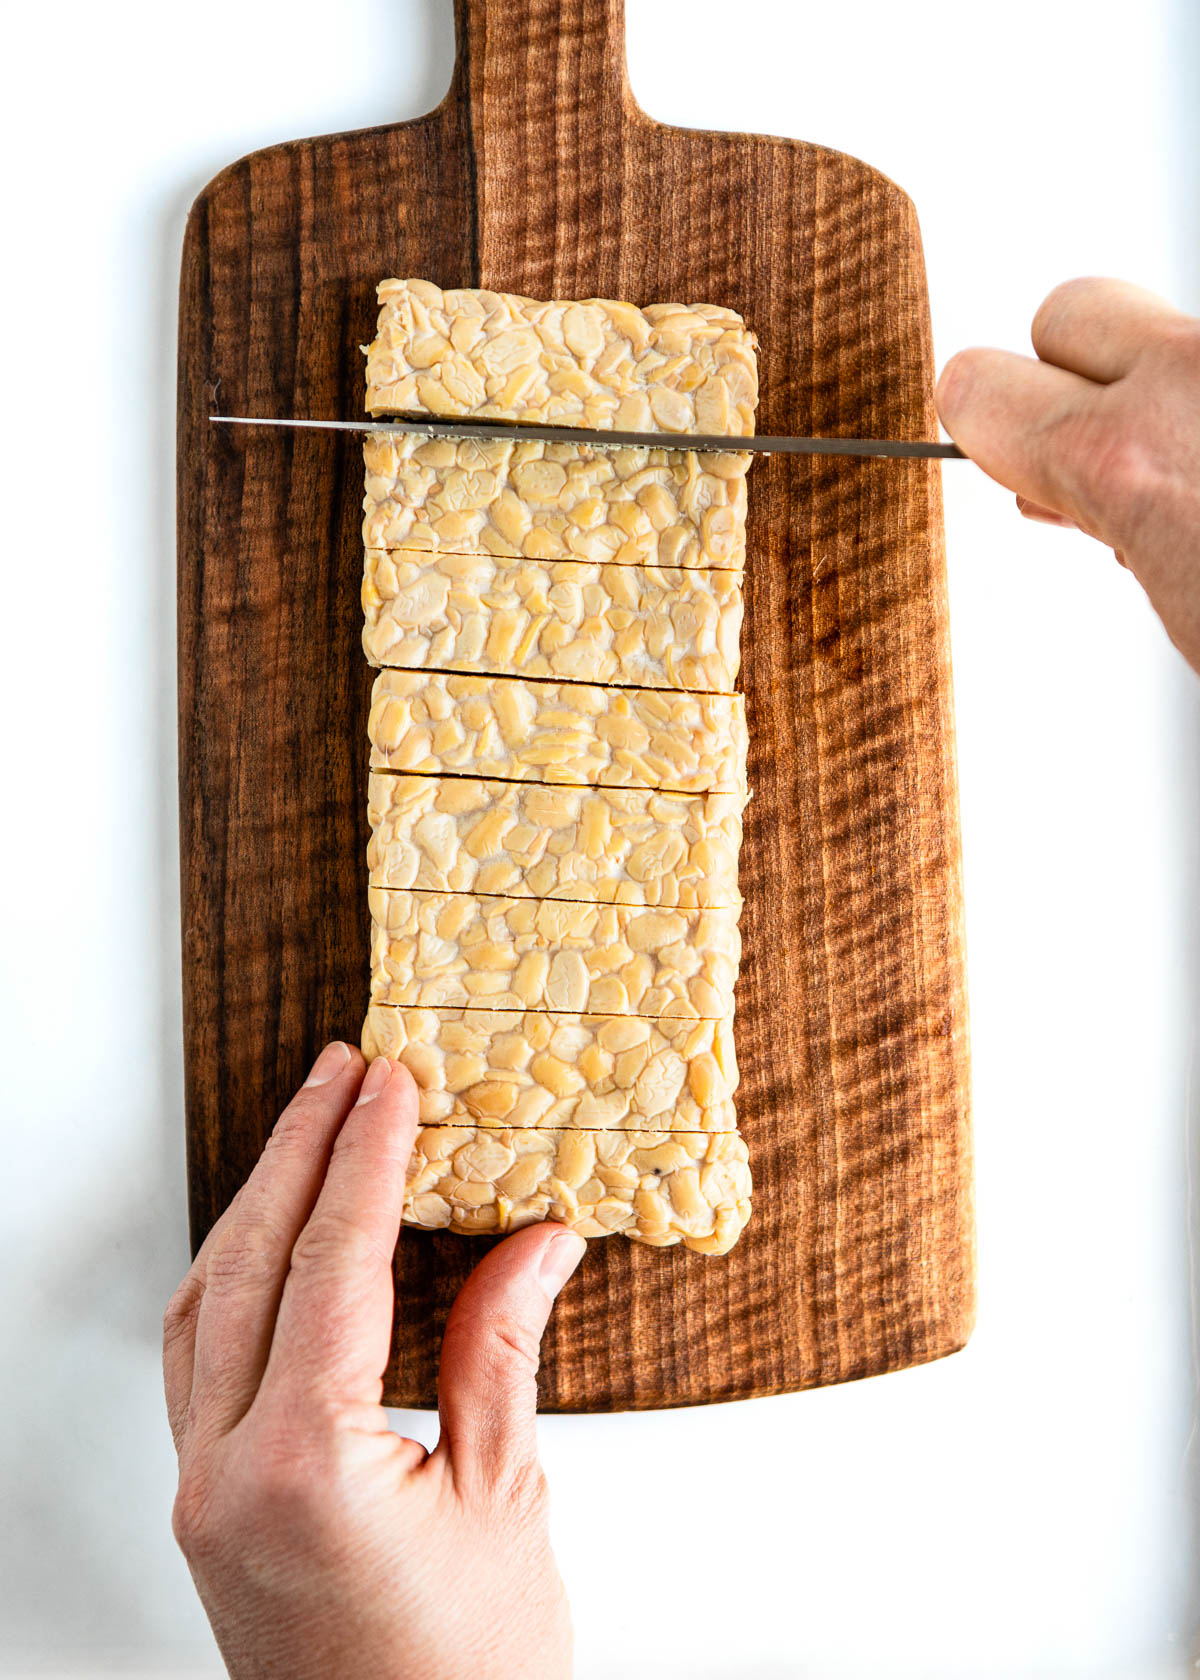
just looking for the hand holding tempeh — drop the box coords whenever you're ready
[164,1045,580,1680]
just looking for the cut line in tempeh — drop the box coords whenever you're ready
[368,668,748,794]
[368,887,740,1019]
[362,1003,739,1130]
[361,547,743,693]
[365,278,759,437]
[403,1123,752,1252]
[366,772,744,908]
[362,432,750,570]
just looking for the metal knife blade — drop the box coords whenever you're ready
[209,414,964,461]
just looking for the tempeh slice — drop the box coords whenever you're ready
[362,433,750,571]
[368,887,740,1019]
[362,548,742,692]
[362,1003,739,1131]
[367,773,743,908]
[368,669,747,794]
[403,1123,752,1253]
[365,279,759,436]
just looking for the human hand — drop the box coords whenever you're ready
[936,278,1200,674]
[163,1043,585,1680]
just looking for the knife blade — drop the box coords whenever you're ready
[209,414,964,461]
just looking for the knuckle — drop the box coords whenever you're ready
[1095,429,1155,497]
[1157,315,1200,371]
[489,1312,543,1374]
[174,1430,334,1558]
[242,1441,317,1514]
[509,1456,549,1510]
[243,1429,356,1538]
[203,1214,288,1290]
[484,1450,550,1518]
[1032,276,1097,338]
[162,1273,203,1345]
[261,1100,330,1161]
[171,1467,216,1555]
[290,1210,388,1276]
[1055,408,1159,533]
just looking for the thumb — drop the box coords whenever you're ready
[936,344,1108,529]
[437,1223,585,1489]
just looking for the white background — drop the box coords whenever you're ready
[2,1,1197,1675]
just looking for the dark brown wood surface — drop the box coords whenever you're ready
[178,0,974,1411]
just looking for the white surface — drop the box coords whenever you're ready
[1,1,1197,1674]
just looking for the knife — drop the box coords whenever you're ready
[209,414,963,461]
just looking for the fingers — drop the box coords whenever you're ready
[164,1182,254,1446]
[436,1223,585,1491]
[169,1042,365,1447]
[936,346,1098,516]
[1031,276,1187,384]
[163,1265,209,1450]
[1016,495,1077,529]
[257,1057,419,1411]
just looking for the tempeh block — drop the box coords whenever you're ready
[367,669,748,794]
[403,1124,752,1253]
[365,278,759,436]
[368,887,740,1019]
[362,1003,739,1131]
[366,773,743,908]
[360,278,757,1255]
[362,547,742,692]
[362,433,750,570]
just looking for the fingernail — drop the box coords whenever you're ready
[1016,494,1076,529]
[355,1056,393,1105]
[303,1041,351,1087]
[539,1229,586,1297]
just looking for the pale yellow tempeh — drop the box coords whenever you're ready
[367,773,743,909]
[362,280,757,1254]
[403,1123,752,1253]
[362,433,750,570]
[365,278,759,437]
[368,669,748,794]
[361,547,742,692]
[362,1003,739,1131]
[368,887,740,1019]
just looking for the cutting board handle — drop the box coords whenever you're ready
[448,0,632,121]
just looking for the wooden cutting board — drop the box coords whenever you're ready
[178,0,973,1412]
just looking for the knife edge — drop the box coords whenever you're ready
[209,414,964,461]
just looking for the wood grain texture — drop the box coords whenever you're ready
[178,0,974,1411]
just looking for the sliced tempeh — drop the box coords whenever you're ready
[367,773,744,908]
[365,278,759,436]
[362,548,743,693]
[368,669,748,793]
[362,279,758,1254]
[368,887,740,1019]
[362,432,750,570]
[362,1003,739,1130]
[403,1123,752,1253]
